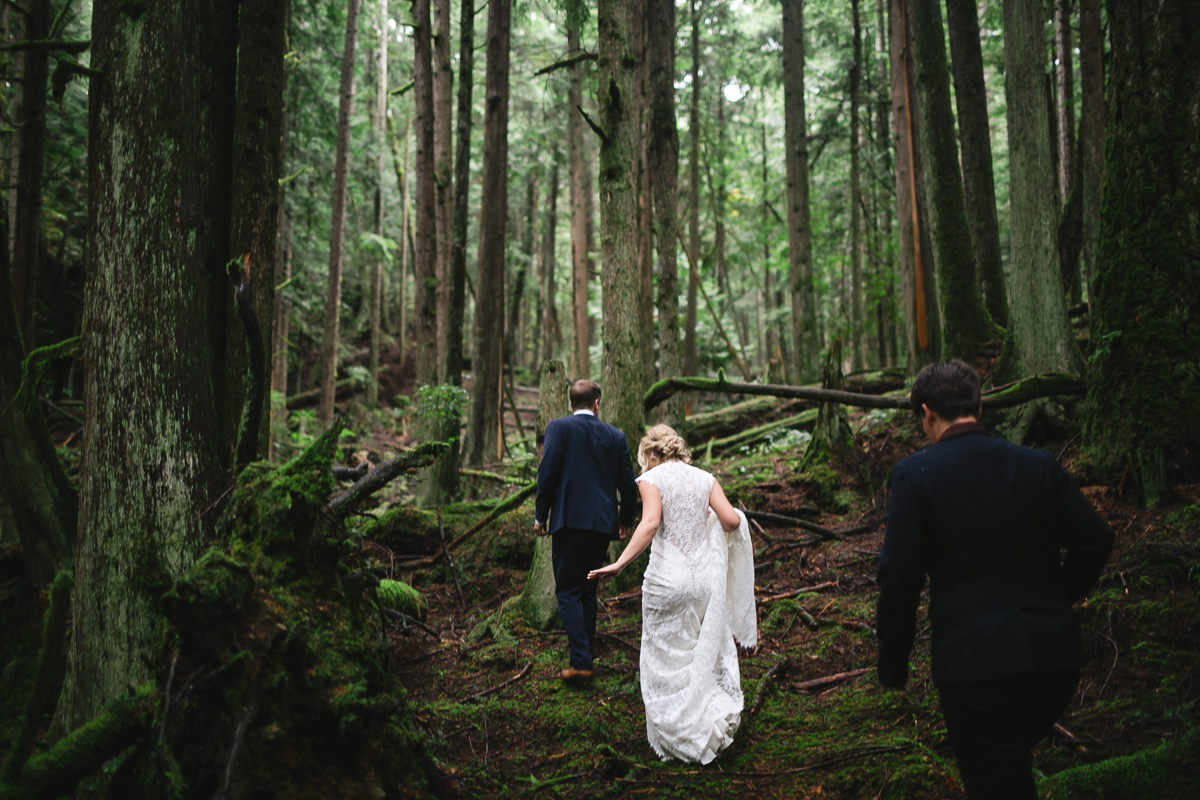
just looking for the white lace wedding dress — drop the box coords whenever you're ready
[636,461,757,764]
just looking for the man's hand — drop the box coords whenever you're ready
[618,526,630,540]
[534,521,546,537]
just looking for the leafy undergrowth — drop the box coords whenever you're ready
[358,405,1199,799]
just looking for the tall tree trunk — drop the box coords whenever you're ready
[433,0,453,381]
[637,13,654,394]
[1077,0,1103,300]
[227,0,288,455]
[683,0,700,381]
[412,0,439,387]
[396,116,410,356]
[567,25,593,380]
[713,93,728,313]
[318,0,363,426]
[875,0,897,367]
[1054,0,1075,207]
[465,0,510,465]
[271,5,293,446]
[890,0,941,371]
[850,0,865,371]
[598,0,647,452]
[0,222,76,586]
[509,176,536,369]
[1000,0,1077,379]
[1083,0,1199,507]
[946,0,1008,328]
[541,154,560,364]
[62,0,233,728]
[909,0,993,362]
[648,0,681,423]
[761,126,776,373]
[783,0,819,383]
[10,0,48,347]
[369,0,389,409]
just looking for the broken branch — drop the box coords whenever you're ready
[749,661,784,714]
[758,580,839,604]
[327,442,449,519]
[406,482,537,567]
[534,51,598,76]
[792,667,872,693]
[470,661,532,700]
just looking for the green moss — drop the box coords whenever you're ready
[1039,727,1200,799]
[377,579,427,621]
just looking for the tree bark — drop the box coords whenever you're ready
[909,0,993,362]
[598,0,648,452]
[271,4,293,440]
[850,0,865,371]
[890,0,940,371]
[1054,0,1075,207]
[433,0,453,381]
[10,0,48,347]
[465,0,510,466]
[227,0,288,454]
[648,0,681,425]
[62,0,232,729]
[1000,0,1076,379]
[782,0,819,383]
[684,0,700,382]
[1078,0,1103,300]
[875,0,897,367]
[369,0,389,409]
[540,154,560,364]
[1083,0,1200,507]
[508,176,536,369]
[448,0,474,388]
[412,0,439,387]
[946,0,1008,328]
[318,0,362,426]
[567,25,593,380]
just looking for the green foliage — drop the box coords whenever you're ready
[1038,727,1200,799]
[413,383,469,423]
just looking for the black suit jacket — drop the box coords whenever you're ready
[535,412,639,538]
[876,424,1112,689]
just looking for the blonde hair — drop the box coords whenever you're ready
[638,424,692,470]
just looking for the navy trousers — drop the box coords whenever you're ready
[938,668,1080,800]
[551,528,611,670]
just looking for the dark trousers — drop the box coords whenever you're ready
[938,668,1080,800]
[551,528,610,670]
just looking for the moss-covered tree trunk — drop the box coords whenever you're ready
[1000,0,1077,379]
[317,0,362,427]
[61,0,233,730]
[889,0,940,371]
[909,0,994,363]
[782,0,819,383]
[448,0,474,389]
[1078,0,1104,299]
[946,0,1008,328]
[1083,0,1200,507]
[412,0,439,388]
[598,0,647,452]
[465,0,510,465]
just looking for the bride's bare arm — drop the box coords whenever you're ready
[708,480,741,532]
[587,482,662,580]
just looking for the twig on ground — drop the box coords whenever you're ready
[383,608,441,640]
[743,509,846,541]
[792,667,872,693]
[749,661,784,714]
[758,580,839,604]
[438,509,465,607]
[470,661,532,700]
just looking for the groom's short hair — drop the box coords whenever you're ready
[910,360,981,421]
[569,379,602,410]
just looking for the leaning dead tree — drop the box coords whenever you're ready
[643,371,1086,413]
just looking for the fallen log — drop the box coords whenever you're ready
[702,409,819,453]
[285,376,359,408]
[645,372,1086,413]
[742,509,854,541]
[404,481,537,567]
[758,580,839,604]
[792,667,872,693]
[327,441,449,520]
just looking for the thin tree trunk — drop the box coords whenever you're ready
[648,0,681,423]
[713,93,728,312]
[1000,0,1077,378]
[433,0,453,381]
[877,0,897,367]
[567,25,592,380]
[909,0,993,362]
[412,0,438,387]
[369,0,389,409]
[1083,0,1199,506]
[465,0,510,465]
[509,176,536,369]
[598,0,648,452]
[946,0,1008,329]
[1078,0,1103,300]
[10,0,48,346]
[398,116,411,355]
[850,0,865,371]
[448,0,474,387]
[1054,0,1075,207]
[318,0,363,426]
[637,12,654,393]
[684,0,700,381]
[783,0,819,383]
[271,3,292,442]
[541,154,560,363]
[761,126,776,374]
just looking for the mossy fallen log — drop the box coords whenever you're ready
[646,371,1085,413]
[701,409,819,454]
[405,481,537,567]
[327,440,449,519]
[1037,726,1200,799]
[377,579,427,621]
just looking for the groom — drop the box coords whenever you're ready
[534,379,639,680]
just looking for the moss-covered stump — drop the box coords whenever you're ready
[1039,726,1200,799]
[91,420,441,799]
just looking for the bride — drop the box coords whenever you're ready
[588,425,756,764]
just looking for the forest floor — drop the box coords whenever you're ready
[339,397,1200,800]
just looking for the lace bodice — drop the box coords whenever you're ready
[637,461,715,558]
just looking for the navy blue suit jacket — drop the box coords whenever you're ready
[877,424,1112,689]
[536,412,639,538]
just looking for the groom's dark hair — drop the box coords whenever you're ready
[569,379,602,410]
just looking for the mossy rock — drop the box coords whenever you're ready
[378,579,427,621]
[1039,726,1200,799]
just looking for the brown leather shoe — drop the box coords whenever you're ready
[557,667,594,681]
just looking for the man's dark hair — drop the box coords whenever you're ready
[910,360,982,421]
[569,379,602,410]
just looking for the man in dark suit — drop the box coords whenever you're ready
[535,379,639,680]
[877,360,1112,800]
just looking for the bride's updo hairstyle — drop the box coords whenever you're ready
[638,424,692,471]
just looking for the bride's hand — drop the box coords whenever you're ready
[587,562,623,581]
